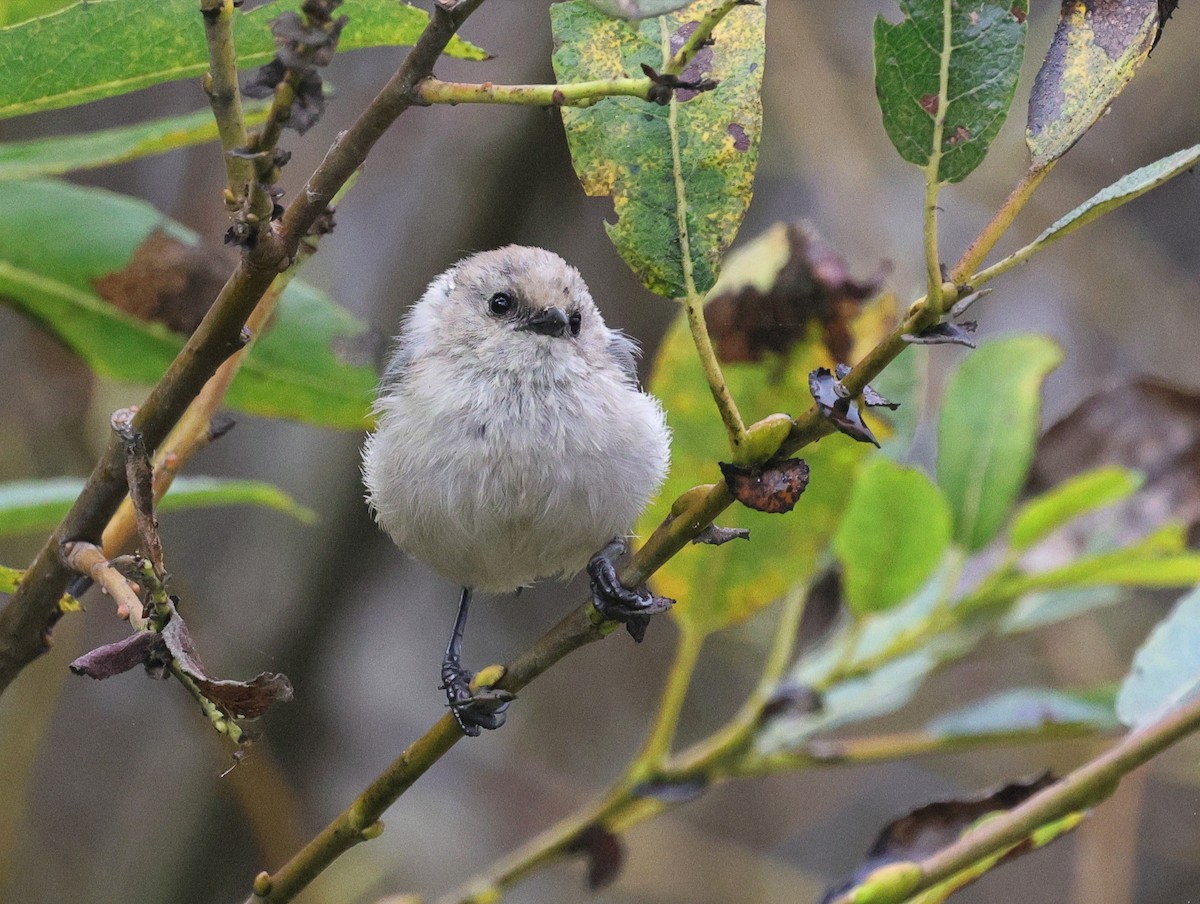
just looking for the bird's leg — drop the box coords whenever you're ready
[587,538,674,642]
[440,587,514,736]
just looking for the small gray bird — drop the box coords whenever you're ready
[362,246,672,735]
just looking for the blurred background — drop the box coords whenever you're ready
[1,2,1199,902]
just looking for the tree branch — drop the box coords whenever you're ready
[825,694,1200,904]
[0,0,486,698]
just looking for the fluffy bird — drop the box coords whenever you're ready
[362,246,672,734]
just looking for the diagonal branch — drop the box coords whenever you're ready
[0,0,487,698]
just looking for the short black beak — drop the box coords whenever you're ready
[519,306,570,338]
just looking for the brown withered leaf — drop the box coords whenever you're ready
[759,681,824,723]
[822,773,1058,904]
[809,368,879,446]
[1029,378,1200,545]
[92,230,230,335]
[719,459,810,514]
[161,603,293,719]
[69,631,168,680]
[704,222,887,365]
[568,824,625,891]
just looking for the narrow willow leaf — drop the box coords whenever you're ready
[551,0,764,298]
[937,336,1063,551]
[998,145,1200,271]
[1117,586,1200,729]
[637,315,867,635]
[0,0,487,120]
[834,458,951,615]
[1027,0,1163,167]
[928,687,1119,738]
[874,0,1027,184]
[0,0,72,27]
[584,0,696,19]
[1009,466,1143,551]
[0,179,376,428]
[986,524,1200,601]
[0,103,270,181]
[0,476,316,536]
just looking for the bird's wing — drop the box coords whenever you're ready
[606,330,643,390]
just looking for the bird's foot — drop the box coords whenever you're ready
[441,661,514,737]
[587,539,674,643]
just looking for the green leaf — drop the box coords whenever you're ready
[0,475,315,537]
[0,0,73,27]
[1117,586,1200,729]
[0,0,487,121]
[1008,144,1200,264]
[0,179,376,428]
[1027,0,1163,167]
[1009,466,1143,551]
[928,687,1119,738]
[937,335,1063,551]
[874,0,1028,184]
[0,102,271,181]
[979,524,1200,604]
[756,563,974,755]
[1002,586,1121,634]
[637,315,867,635]
[551,0,764,298]
[833,458,951,615]
[758,649,944,755]
[584,0,696,19]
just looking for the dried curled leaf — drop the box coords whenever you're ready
[69,631,166,680]
[568,824,625,891]
[161,605,293,719]
[808,368,879,446]
[705,222,886,365]
[719,459,810,514]
[903,320,978,348]
[69,603,293,724]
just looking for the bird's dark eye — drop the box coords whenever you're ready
[488,292,514,316]
[568,311,582,337]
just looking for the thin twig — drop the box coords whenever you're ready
[200,0,271,221]
[61,542,145,630]
[416,76,653,107]
[950,164,1054,285]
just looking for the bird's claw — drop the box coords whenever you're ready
[588,541,674,643]
[441,663,514,736]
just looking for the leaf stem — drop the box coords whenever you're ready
[659,14,748,455]
[825,693,1200,904]
[950,163,1053,284]
[918,0,955,313]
